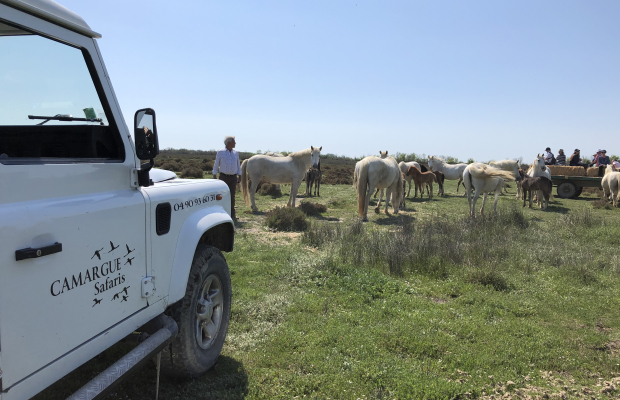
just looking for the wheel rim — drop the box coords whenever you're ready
[195,274,224,349]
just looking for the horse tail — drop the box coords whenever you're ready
[395,169,404,205]
[469,164,515,181]
[357,161,369,217]
[241,159,250,206]
[353,163,359,189]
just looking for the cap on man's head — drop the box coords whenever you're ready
[559,149,564,153]
[603,150,607,153]
[545,147,551,151]
[598,149,603,152]
[575,149,580,152]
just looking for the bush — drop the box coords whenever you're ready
[159,160,180,172]
[592,198,613,210]
[265,207,309,231]
[468,268,510,292]
[258,183,282,197]
[298,201,327,216]
[180,167,204,179]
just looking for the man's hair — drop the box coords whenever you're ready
[224,136,235,146]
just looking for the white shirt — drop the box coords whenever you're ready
[213,149,242,176]
[544,151,554,162]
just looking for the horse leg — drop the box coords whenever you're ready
[249,178,259,212]
[457,177,463,193]
[406,180,412,198]
[429,182,433,199]
[480,193,488,216]
[493,190,500,212]
[375,188,384,213]
[471,190,479,217]
[373,188,380,199]
[290,180,301,208]
[385,188,392,215]
[316,177,320,197]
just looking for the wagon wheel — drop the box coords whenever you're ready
[573,187,583,199]
[557,182,577,199]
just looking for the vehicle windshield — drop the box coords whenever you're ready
[0,34,108,126]
[0,26,123,163]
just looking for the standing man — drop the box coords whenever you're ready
[213,136,241,220]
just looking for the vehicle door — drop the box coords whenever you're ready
[0,25,148,387]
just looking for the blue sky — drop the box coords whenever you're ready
[61,0,619,162]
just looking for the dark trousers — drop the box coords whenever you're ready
[219,173,237,219]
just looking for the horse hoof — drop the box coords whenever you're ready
[374,208,380,214]
[362,218,368,222]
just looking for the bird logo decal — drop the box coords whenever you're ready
[111,293,120,301]
[108,241,119,253]
[124,244,135,258]
[92,298,102,307]
[121,286,130,296]
[121,295,128,303]
[124,257,134,266]
[91,248,104,260]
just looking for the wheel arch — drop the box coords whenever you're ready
[168,206,234,305]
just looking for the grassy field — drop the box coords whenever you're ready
[36,180,620,399]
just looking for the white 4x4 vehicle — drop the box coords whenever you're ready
[0,1,234,398]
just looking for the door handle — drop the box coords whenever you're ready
[15,242,62,261]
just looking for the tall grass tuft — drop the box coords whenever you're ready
[302,206,530,281]
[560,209,600,227]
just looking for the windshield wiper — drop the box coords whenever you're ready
[28,114,103,125]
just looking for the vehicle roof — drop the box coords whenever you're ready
[0,0,101,38]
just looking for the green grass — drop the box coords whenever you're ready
[35,180,620,399]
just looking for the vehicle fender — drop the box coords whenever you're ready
[169,205,233,304]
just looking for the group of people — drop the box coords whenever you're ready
[543,147,619,169]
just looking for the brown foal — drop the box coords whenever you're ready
[407,166,437,199]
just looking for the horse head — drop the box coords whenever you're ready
[310,146,322,169]
[379,151,388,158]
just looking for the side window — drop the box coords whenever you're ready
[0,26,124,164]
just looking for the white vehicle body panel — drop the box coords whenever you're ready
[143,178,233,305]
[0,2,233,398]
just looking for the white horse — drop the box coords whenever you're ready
[241,146,322,212]
[489,159,522,198]
[602,165,620,207]
[463,163,515,217]
[354,156,404,221]
[526,154,553,206]
[263,152,284,191]
[374,160,420,201]
[428,156,468,193]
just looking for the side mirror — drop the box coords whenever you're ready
[134,108,159,160]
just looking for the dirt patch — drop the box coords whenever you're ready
[477,371,620,399]
[431,297,448,304]
[605,340,620,356]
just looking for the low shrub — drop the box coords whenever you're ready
[180,167,204,179]
[159,160,180,172]
[266,207,309,231]
[258,183,282,197]
[298,201,327,216]
[468,268,510,292]
[592,198,613,210]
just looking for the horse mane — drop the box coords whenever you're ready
[289,148,312,159]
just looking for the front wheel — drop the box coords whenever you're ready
[160,245,232,377]
[557,182,577,199]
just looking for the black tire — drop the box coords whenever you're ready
[557,182,577,199]
[160,244,232,377]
